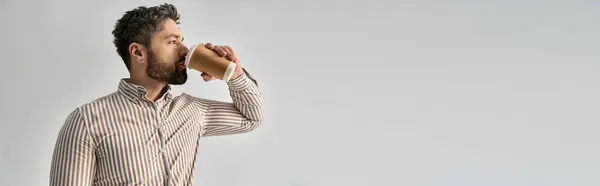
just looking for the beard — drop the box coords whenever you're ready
[146,50,188,85]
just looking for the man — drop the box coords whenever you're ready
[49,3,264,186]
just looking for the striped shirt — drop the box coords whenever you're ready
[49,72,264,186]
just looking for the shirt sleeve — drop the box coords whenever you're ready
[200,71,265,137]
[49,109,96,186]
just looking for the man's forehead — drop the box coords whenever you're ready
[158,20,183,37]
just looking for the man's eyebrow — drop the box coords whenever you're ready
[165,34,184,41]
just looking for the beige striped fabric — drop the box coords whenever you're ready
[49,72,264,186]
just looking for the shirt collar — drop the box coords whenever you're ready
[117,78,173,103]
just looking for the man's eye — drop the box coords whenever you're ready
[169,40,176,44]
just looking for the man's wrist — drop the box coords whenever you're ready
[229,69,244,80]
[227,71,252,91]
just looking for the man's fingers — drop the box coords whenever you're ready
[204,43,214,50]
[201,72,217,82]
[224,46,236,56]
[203,43,237,62]
[222,46,236,61]
[201,72,212,81]
[213,46,229,58]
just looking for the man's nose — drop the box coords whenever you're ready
[179,44,189,57]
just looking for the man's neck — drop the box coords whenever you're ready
[127,75,168,102]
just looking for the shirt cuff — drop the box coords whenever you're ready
[227,72,253,91]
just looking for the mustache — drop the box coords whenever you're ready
[177,57,186,64]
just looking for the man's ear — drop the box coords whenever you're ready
[129,43,146,64]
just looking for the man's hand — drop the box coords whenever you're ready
[202,43,244,82]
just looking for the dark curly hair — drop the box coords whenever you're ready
[112,3,180,71]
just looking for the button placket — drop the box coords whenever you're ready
[153,102,171,184]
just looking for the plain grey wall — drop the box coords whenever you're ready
[1,0,599,185]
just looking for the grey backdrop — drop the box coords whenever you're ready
[1,0,599,185]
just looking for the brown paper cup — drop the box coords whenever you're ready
[184,43,237,82]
